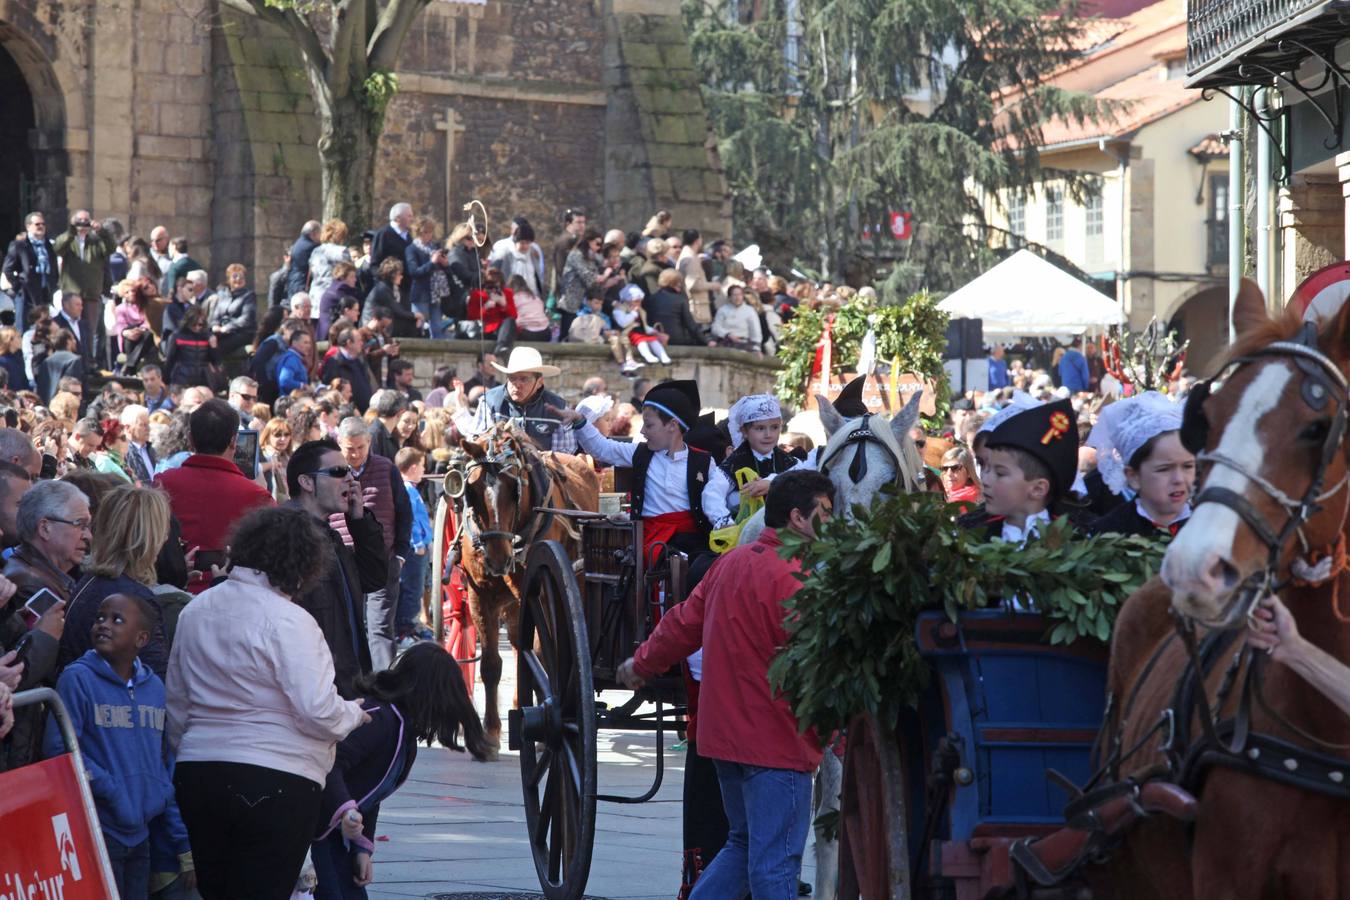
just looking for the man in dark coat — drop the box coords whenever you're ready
[645,269,704,346]
[286,439,387,698]
[2,211,56,329]
[287,220,322,299]
[320,326,375,413]
[370,203,414,271]
[36,329,84,405]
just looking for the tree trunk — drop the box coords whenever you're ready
[318,95,379,228]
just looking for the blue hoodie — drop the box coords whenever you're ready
[43,650,188,852]
[275,346,311,394]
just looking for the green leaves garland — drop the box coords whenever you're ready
[774,291,950,423]
[768,492,1163,736]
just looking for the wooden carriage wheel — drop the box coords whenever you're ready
[837,712,912,900]
[516,539,598,900]
[431,494,450,642]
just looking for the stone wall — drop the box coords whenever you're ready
[396,340,779,409]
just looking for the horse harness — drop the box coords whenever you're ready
[816,413,913,490]
[1013,328,1350,889]
[453,434,557,580]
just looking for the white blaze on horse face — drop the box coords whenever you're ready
[1162,363,1291,603]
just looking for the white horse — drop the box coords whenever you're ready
[737,390,926,899]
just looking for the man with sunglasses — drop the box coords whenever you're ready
[616,470,835,898]
[286,439,388,697]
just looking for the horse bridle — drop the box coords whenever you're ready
[1180,321,1350,616]
[818,414,911,489]
[459,434,555,577]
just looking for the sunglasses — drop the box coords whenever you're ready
[307,465,352,479]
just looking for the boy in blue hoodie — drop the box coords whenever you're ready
[395,447,434,648]
[43,593,192,898]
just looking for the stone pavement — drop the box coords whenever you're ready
[363,637,816,899]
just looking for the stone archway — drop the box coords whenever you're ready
[1166,283,1228,377]
[0,19,69,235]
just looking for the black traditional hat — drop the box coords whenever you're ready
[685,412,730,460]
[985,398,1079,500]
[642,380,701,431]
[832,376,869,419]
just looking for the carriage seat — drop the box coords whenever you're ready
[1009,781,1197,887]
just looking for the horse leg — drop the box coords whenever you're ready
[468,586,504,755]
[813,749,842,899]
[503,594,521,711]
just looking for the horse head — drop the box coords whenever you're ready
[815,388,925,518]
[457,423,540,578]
[1163,279,1350,628]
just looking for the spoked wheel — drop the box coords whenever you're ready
[431,494,449,642]
[515,539,598,900]
[837,712,911,900]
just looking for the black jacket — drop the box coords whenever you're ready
[369,419,399,461]
[162,327,220,388]
[287,234,319,297]
[317,701,416,844]
[1089,500,1188,539]
[363,281,419,338]
[645,289,703,346]
[3,235,56,318]
[289,506,387,698]
[321,350,375,413]
[209,288,257,337]
[370,225,410,272]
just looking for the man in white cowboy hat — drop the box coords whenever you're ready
[468,346,577,453]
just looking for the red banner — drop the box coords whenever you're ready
[0,754,116,898]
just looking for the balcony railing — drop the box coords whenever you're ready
[1187,0,1343,85]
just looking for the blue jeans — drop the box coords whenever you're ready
[689,761,812,900]
[413,301,447,339]
[106,835,151,899]
[396,551,428,634]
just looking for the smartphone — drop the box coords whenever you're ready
[193,549,228,574]
[233,429,260,480]
[24,588,61,619]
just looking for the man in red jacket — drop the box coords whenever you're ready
[155,399,274,592]
[618,469,834,899]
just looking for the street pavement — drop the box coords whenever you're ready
[363,636,817,899]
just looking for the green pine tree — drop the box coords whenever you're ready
[685,0,1109,292]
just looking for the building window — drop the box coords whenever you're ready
[1085,181,1103,237]
[1045,187,1063,242]
[1208,174,1229,268]
[1008,194,1025,238]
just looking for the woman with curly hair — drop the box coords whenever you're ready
[167,506,369,899]
[311,643,487,897]
[114,276,160,372]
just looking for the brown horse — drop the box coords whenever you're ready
[455,422,599,752]
[1090,281,1350,899]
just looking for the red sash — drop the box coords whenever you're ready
[643,510,698,562]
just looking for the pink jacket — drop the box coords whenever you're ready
[113,301,148,351]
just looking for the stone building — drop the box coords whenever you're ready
[0,0,728,287]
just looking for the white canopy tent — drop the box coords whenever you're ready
[937,250,1125,339]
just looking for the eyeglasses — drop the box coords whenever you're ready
[942,464,963,472]
[307,465,352,479]
[914,440,927,449]
[237,394,257,402]
[47,516,92,532]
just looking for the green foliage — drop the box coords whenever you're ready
[359,70,399,132]
[685,0,1112,289]
[768,493,1163,735]
[774,292,950,421]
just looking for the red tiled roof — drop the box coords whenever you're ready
[1189,133,1229,158]
[1034,65,1198,147]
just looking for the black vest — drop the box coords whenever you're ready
[484,384,567,448]
[720,443,797,484]
[630,443,713,535]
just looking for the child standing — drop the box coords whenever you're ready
[613,284,672,370]
[43,594,192,898]
[395,448,434,648]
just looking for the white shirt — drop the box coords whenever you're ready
[165,567,367,786]
[1136,499,1191,529]
[726,447,805,509]
[576,422,733,527]
[998,508,1052,547]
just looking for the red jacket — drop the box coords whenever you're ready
[633,528,822,772]
[155,454,275,592]
[466,288,517,334]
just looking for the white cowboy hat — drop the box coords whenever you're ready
[491,346,561,377]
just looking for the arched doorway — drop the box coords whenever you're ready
[1167,284,1228,377]
[0,19,68,236]
[0,40,37,239]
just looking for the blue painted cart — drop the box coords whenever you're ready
[836,609,1108,899]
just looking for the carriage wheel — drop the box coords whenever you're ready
[431,494,449,642]
[516,539,598,900]
[837,712,911,900]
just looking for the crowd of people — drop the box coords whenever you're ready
[0,198,1297,900]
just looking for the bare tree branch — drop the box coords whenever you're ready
[368,0,432,71]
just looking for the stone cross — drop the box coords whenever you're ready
[434,110,466,227]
